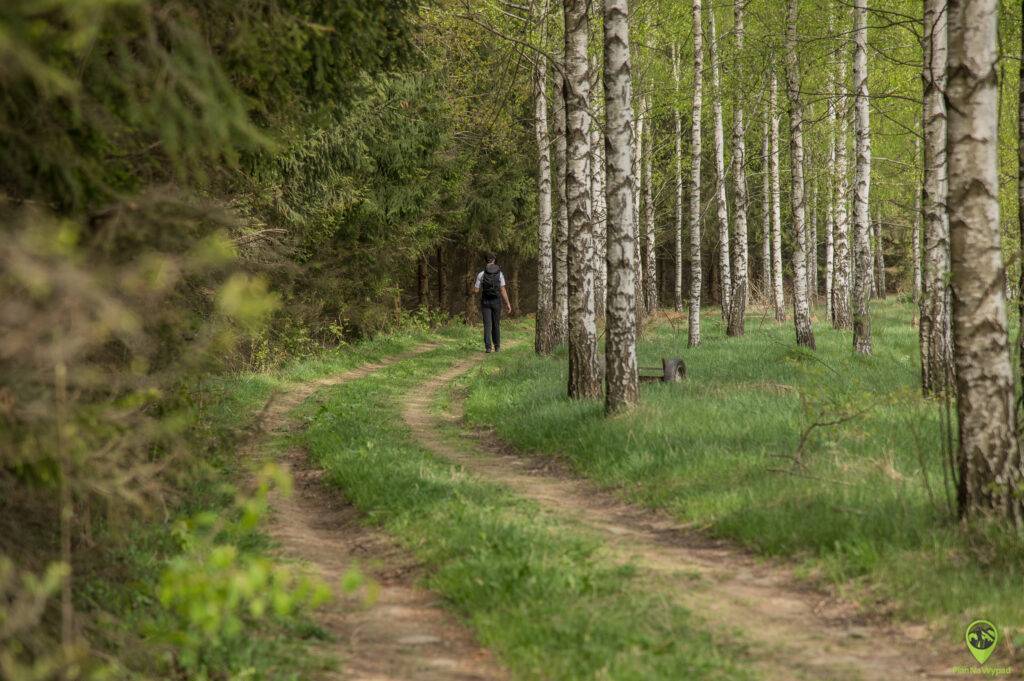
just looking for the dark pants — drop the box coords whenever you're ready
[481,298,502,350]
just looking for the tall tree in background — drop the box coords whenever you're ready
[761,115,772,299]
[727,0,749,337]
[873,211,886,296]
[784,0,815,349]
[947,0,1023,528]
[633,88,647,321]
[564,0,600,399]
[590,54,608,321]
[643,92,658,312]
[831,31,852,330]
[769,67,785,322]
[673,43,684,312]
[825,58,837,323]
[920,0,953,394]
[807,180,818,298]
[534,0,555,354]
[912,135,923,312]
[708,10,731,318]
[688,0,704,347]
[851,0,872,354]
[603,0,639,413]
[553,71,570,346]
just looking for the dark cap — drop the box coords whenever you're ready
[484,252,497,263]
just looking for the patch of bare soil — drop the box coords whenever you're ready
[403,357,968,681]
[245,345,506,681]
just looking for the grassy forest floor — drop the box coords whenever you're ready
[207,300,1023,679]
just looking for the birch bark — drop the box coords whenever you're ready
[643,92,657,312]
[708,10,731,319]
[553,72,570,345]
[769,68,785,322]
[603,0,639,413]
[534,5,556,353]
[785,0,815,348]
[727,0,749,336]
[688,0,704,346]
[947,0,1023,528]
[851,0,872,354]
[832,52,852,329]
[761,116,772,301]
[564,0,600,398]
[673,44,684,312]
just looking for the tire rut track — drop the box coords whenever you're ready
[246,343,506,681]
[402,355,962,681]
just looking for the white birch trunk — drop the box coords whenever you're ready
[825,9,837,323]
[643,92,657,312]
[947,0,1023,528]
[534,0,556,355]
[673,44,684,312]
[708,10,731,318]
[920,0,953,394]
[832,50,852,329]
[769,68,785,322]
[590,55,608,322]
[808,180,818,298]
[912,134,922,310]
[874,211,886,297]
[553,71,570,345]
[633,98,647,320]
[761,116,772,301]
[603,0,639,413]
[851,0,872,354]
[785,0,815,348]
[564,0,600,399]
[688,0,704,346]
[727,0,749,336]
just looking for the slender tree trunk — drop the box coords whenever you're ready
[874,212,886,297]
[553,71,570,345]
[642,93,657,313]
[418,255,430,308]
[807,180,818,300]
[851,0,872,354]
[761,116,772,300]
[708,10,731,319]
[464,254,479,324]
[769,68,785,322]
[510,262,521,316]
[603,0,639,413]
[832,50,852,329]
[673,44,684,312]
[535,7,556,352]
[590,56,608,323]
[947,0,1023,528]
[912,135,923,312]
[688,0,704,347]
[784,0,815,348]
[920,0,954,394]
[826,13,837,323]
[727,0,749,336]
[436,246,447,312]
[826,184,835,320]
[564,0,600,399]
[630,96,647,321]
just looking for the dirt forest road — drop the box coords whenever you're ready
[248,343,506,681]
[401,354,964,681]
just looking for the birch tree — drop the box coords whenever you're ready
[727,0,749,337]
[633,95,647,321]
[672,43,684,312]
[825,89,836,321]
[807,181,818,298]
[603,0,639,414]
[851,0,872,354]
[920,0,953,394]
[553,71,570,345]
[563,0,600,399]
[761,115,772,300]
[784,0,815,348]
[708,9,731,318]
[947,0,1023,528]
[643,92,657,312]
[912,135,922,311]
[534,2,556,354]
[590,55,608,321]
[832,46,852,330]
[688,0,704,347]
[873,211,886,297]
[769,67,785,322]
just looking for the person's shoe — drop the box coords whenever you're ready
[485,347,492,353]
[494,346,501,352]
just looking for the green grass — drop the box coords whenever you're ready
[460,301,1024,649]
[298,328,755,680]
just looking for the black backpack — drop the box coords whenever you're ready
[481,267,502,299]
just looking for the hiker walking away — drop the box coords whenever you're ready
[473,253,512,353]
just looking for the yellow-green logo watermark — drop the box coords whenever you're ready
[966,620,998,665]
